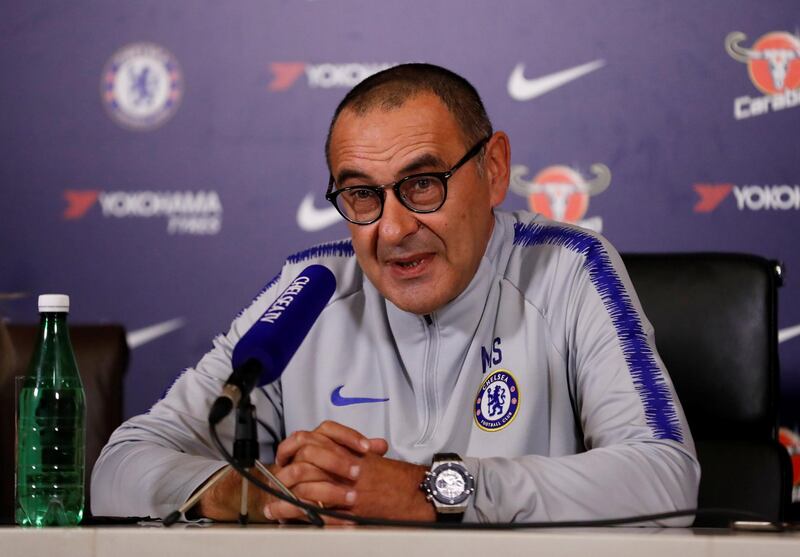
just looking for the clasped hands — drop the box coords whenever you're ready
[197,420,435,524]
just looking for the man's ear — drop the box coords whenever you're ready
[483,131,511,208]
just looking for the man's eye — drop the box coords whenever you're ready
[342,188,373,199]
[342,188,379,207]
[409,178,433,190]
[402,177,443,206]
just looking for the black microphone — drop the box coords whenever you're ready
[209,264,336,425]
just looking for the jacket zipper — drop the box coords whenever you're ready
[416,313,438,445]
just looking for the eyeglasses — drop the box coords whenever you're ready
[325,136,491,225]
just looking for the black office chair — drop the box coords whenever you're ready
[622,253,792,526]
[0,323,129,524]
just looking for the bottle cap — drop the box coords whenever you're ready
[38,294,70,313]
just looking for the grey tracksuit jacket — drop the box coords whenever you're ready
[92,210,700,523]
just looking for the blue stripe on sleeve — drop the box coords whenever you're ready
[236,239,353,317]
[287,239,354,263]
[235,271,282,318]
[513,222,683,443]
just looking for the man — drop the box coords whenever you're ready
[92,63,699,524]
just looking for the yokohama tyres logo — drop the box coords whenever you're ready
[693,183,800,212]
[268,62,396,91]
[63,190,223,235]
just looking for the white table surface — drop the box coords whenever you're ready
[3,524,800,557]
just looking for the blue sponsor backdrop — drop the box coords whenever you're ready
[2,1,799,434]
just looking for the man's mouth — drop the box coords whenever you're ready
[387,254,433,276]
[397,259,422,268]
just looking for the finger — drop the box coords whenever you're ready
[293,481,358,509]
[278,436,361,476]
[368,437,389,455]
[276,429,345,466]
[276,430,329,466]
[274,461,338,489]
[265,499,356,524]
[264,482,357,522]
[314,420,372,454]
[292,444,363,481]
[320,515,357,526]
[264,501,354,526]
[263,498,308,523]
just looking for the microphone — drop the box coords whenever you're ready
[209,264,336,425]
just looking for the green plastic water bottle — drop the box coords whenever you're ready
[15,294,86,527]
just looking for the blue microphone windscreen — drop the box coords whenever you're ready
[232,264,336,385]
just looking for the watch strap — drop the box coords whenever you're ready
[433,452,461,462]
[436,511,464,523]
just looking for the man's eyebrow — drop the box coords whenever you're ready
[398,153,448,176]
[334,152,448,186]
[335,168,373,185]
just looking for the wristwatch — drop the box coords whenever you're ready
[420,452,475,522]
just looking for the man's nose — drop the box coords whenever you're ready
[378,190,420,242]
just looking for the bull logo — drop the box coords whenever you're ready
[510,163,611,231]
[726,31,800,94]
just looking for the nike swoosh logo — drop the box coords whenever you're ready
[127,318,185,349]
[779,324,800,344]
[297,193,342,232]
[330,385,389,407]
[507,59,606,101]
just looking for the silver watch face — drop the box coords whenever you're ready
[428,462,474,505]
[435,469,466,499]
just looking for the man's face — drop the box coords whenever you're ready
[328,93,509,314]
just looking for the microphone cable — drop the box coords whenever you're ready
[208,421,790,530]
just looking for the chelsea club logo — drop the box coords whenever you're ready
[474,369,520,432]
[101,42,183,131]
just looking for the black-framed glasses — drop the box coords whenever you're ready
[325,136,491,225]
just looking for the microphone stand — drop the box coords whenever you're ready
[164,394,315,526]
